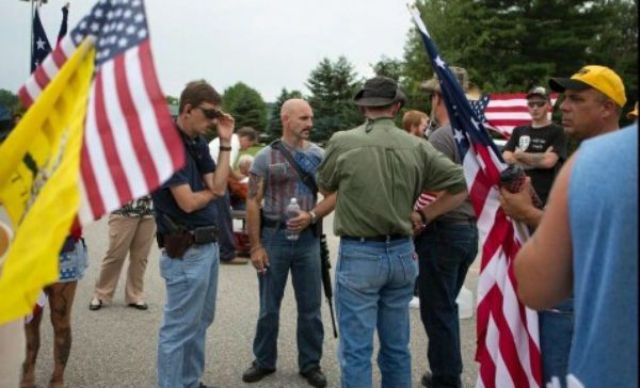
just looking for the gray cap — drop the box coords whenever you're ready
[526,86,549,100]
[421,66,469,94]
[353,76,407,107]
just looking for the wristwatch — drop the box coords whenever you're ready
[219,145,232,152]
[309,210,318,224]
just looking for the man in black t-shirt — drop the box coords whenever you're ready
[502,86,567,204]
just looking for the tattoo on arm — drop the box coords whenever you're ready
[248,174,263,200]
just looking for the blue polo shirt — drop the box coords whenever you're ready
[152,131,218,234]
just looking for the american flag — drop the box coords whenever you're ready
[483,93,558,138]
[410,7,541,388]
[31,6,52,72]
[19,0,184,225]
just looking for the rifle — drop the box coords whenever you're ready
[320,232,338,338]
[270,140,338,338]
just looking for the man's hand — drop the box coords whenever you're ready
[216,112,235,143]
[287,211,313,232]
[250,246,270,274]
[410,211,425,235]
[499,177,542,227]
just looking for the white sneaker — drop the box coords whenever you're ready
[409,296,420,309]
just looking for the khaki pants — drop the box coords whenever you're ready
[93,214,156,304]
[0,318,25,388]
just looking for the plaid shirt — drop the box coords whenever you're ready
[112,195,153,217]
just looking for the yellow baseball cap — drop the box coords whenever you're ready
[549,65,627,108]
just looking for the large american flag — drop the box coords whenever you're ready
[410,7,541,388]
[483,93,558,138]
[19,0,184,225]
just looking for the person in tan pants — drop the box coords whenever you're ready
[89,196,156,310]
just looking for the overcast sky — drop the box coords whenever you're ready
[0,0,414,101]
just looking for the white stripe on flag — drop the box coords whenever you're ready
[84,79,120,214]
[101,60,147,198]
[77,177,94,225]
[125,46,174,183]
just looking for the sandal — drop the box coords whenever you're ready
[89,297,102,311]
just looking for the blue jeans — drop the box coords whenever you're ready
[214,190,236,262]
[252,227,323,373]
[415,222,478,388]
[540,298,573,387]
[336,237,417,388]
[157,243,219,388]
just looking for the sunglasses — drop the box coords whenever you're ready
[198,106,223,119]
[527,101,547,108]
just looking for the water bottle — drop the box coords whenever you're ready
[285,197,301,241]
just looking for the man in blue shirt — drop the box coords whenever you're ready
[152,80,235,388]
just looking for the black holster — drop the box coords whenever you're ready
[158,233,194,259]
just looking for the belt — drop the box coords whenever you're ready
[342,234,407,243]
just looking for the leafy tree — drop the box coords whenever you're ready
[222,82,268,133]
[0,89,21,113]
[371,56,404,82]
[403,0,638,102]
[306,56,362,142]
[265,88,302,141]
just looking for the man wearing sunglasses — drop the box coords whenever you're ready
[502,86,567,205]
[152,80,234,388]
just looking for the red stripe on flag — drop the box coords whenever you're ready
[92,72,132,205]
[138,40,183,170]
[113,54,159,189]
[80,144,105,219]
[18,87,33,108]
[51,46,67,69]
[33,66,50,91]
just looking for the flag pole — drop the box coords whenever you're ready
[30,0,35,73]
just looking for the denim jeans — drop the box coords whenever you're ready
[415,221,478,388]
[335,237,417,388]
[252,226,323,373]
[540,298,573,387]
[157,243,219,388]
[214,190,236,262]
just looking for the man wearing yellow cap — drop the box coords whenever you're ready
[499,64,626,386]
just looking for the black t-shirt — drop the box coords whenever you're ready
[151,132,218,234]
[504,123,567,204]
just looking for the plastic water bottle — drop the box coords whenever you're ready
[456,286,474,320]
[285,198,301,241]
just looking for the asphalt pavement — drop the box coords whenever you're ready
[24,212,480,387]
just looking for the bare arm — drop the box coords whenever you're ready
[169,183,216,214]
[246,173,268,272]
[203,112,235,197]
[418,190,467,224]
[512,146,560,169]
[514,155,575,310]
[502,150,517,164]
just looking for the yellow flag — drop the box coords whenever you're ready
[0,39,95,324]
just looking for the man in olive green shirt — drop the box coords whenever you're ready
[316,76,467,388]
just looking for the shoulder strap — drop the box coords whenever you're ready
[270,140,318,195]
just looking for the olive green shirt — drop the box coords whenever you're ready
[317,118,466,237]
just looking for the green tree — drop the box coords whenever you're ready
[265,88,302,141]
[222,82,268,132]
[403,0,638,101]
[0,89,21,113]
[306,56,362,142]
[371,56,404,82]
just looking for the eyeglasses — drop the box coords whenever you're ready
[198,106,223,120]
[527,101,547,108]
